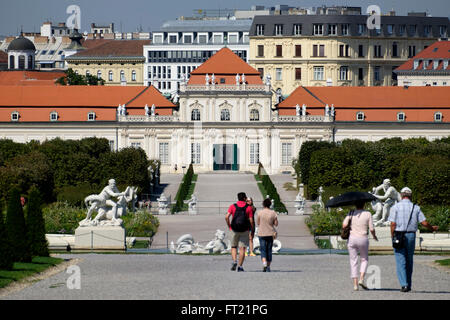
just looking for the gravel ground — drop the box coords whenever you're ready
[2,253,449,300]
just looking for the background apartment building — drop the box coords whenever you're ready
[249,11,449,99]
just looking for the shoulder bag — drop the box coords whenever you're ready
[392,204,415,249]
[340,211,353,240]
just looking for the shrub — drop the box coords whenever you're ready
[56,183,99,207]
[6,188,32,262]
[419,205,450,233]
[0,207,14,270]
[123,211,160,237]
[172,164,194,213]
[43,202,86,234]
[26,187,49,257]
[305,205,348,236]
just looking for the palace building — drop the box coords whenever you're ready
[0,48,449,174]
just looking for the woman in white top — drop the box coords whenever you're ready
[342,200,378,290]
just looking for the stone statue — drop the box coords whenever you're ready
[241,73,246,84]
[80,180,138,227]
[325,104,330,116]
[302,104,306,116]
[151,104,156,116]
[318,186,324,209]
[236,73,240,85]
[265,74,272,87]
[157,193,169,215]
[117,105,121,116]
[187,193,198,215]
[211,73,215,85]
[144,104,150,116]
[330,104,335,117]
[295,184,305,215]
[203,230,230,254]
[252,227,282,254]
[205,73,210,85]
[371,179,401,226]
[296,104,301,117]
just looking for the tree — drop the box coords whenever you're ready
[5,187,32,262]
[26,187,49,257]
[0,206,14,270]
[55,68,104,86]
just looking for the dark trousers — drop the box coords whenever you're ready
[259,236,274,262]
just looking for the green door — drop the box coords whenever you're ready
[213,144,238,171]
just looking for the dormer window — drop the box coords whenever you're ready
[444,60,449,70]
[256,24,265,36]
[87,112,96,121]
[50,111,58,122]
[275,24,283,36]
[11,111,19,122]
[433,60,439,70]
[397,112,405,122]
[356,111,365,121]
[434,112,442,122]
[413,60,419,69]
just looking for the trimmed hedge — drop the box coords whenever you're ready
[256,164,288,213]
[171,164,195,213]
[297,138,450,205]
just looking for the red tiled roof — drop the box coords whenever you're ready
[278,86,450,122]
[72,40,150,57]
[395,40,450,71]
[0,70,65,86]
[0,85,176,122]
[189,47,263,85]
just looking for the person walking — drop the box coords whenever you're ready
[388,187,438,292]
[342,200,378,291]
[256,198,278,272]
[246,197,257,257]
[225,192,255,272]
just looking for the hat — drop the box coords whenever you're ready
[401,187,412,194]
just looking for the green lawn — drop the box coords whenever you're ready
[0,256,64,289]
[435,258,450,267]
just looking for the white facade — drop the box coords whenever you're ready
[397,74,450,86]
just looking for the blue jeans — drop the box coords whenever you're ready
[394,232,416,288]
[259,236,274,262]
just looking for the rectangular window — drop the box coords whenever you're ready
[275,24,283,36]
[169,35,177,44]
[184,35,192,44]
[374,66,381,82]
[313,24,323,36]
[341,24,349,36]
[295,45,302,57]
[374,45,382,58]
[191,143,201,164]
[328,24,337,35]
[275,68,282,81]
[313,45,318,57]
[358,68,364,81]
[295,68,301,80]
[256,24,265,36]
[131,142,141,149]
[228,34,238,44]
[258,68,264,79]
[250,143,260,165]
[392,42,398,57]
[159,142,169,164]
[198,34,207,44]
[281,143,292,165]
[408,45,416,58]
[358,45,364,57]
[293,24,302,36]
[387,24,394,35]
[424,25,432,36]
[153,34,163,43]
[276,45,282,57]
[440,25,447,37]
[313,66,324,80]
[339,66,348,80]
[399,25,406,36]
[409,25,417,35]
[358,24,366,35]
[319,45,325,57]
[257,45,264,57]
[213,34,222,44]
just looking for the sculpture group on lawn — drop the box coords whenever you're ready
[79,179,137,227]
[370,179,401,227]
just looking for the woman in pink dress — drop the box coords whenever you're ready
[342,200,378,290]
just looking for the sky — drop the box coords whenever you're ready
[0,0,449,36]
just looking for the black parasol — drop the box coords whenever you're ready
[325,191,377,208]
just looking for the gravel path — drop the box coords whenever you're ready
[3,253,449,300]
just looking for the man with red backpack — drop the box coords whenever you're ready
[225,192,255,272]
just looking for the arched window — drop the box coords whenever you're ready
[434,112,442,122]
[220,109,230,121]
[132,70,136,81]
[120,70,125,82]
[397,112,405,122]
[97,70,102,79]
[250,109,259,121]
[18,55,25,69]
[9,55,14,69]
[108,71,113,81]
[28,56,33,70]
[191,109,201,121]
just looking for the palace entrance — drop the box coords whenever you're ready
[213,144,238,171]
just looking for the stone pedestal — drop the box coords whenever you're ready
[369,226,420,251]
[75,226,126,250]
